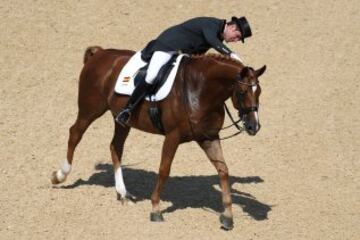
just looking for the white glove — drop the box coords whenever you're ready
[230,52,243,63]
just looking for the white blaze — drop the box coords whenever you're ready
[254,111,259,124]
[251,85,259,129]
[252,85,257,93]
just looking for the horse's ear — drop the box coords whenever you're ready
[256,65,267,77]
[240,67,250,79]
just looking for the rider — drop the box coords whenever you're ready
[116,16,252,125]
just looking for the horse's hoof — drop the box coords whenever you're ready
[220,214,234,230]
[50,171,61,184]
[117,193,137,205]
[150,212,164,222]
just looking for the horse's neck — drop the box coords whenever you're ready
[184,58,241,113]
[210,60,242,93]
[197,59,241,101]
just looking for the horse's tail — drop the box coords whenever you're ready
[83,46,103,64]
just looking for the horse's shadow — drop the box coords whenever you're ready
[58,163,271,220]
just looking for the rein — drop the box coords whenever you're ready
[218,103,245,140]
[219,79,259,140]
[182,86,245,141]
[182,78,244,141]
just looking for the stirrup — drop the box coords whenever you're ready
[115,108,131,126]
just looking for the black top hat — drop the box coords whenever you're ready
[231,16,252,43]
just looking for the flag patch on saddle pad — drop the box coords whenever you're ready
[122,76,131,83]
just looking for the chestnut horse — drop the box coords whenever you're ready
[51,46,266,230]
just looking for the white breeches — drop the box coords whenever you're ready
[145,51,175,84]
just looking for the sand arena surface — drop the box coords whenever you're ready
[1,0,359,239]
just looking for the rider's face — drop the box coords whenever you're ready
[223,24,242,43]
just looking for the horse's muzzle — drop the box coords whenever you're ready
[245,121,261,136]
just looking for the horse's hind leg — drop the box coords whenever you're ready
[197,139,234,230]
[109,122,132,203]
[51,114,96,184]
[51,99,107,184]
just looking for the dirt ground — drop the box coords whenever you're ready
[1,0,359,239]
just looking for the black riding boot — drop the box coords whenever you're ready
[115,79,152,125]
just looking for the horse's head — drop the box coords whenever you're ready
[231,65,266,136]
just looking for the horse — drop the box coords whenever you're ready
[51,46,266,230]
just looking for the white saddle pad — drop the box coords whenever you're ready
[114,51,186,101]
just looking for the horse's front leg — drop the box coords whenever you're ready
[150,131,179,222]
[197,139,234,230]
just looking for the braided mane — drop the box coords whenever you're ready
[190,53,244,67]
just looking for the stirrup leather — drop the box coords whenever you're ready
[115,79,151,125]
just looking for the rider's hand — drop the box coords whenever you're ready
[230,53,243,63]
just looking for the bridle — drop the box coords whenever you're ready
[220,76,259,140]
[235,78,259,120]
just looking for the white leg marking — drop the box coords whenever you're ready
[61,160,71,174]
[115,167,127,198]
[56,160,72,182]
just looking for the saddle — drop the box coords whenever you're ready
[135,54,183,133]
[114,51,188,133]
[134,54,179,95]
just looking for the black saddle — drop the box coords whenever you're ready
[134,54,179,96]
[133,54,183,134]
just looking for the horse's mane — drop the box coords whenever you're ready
[190,53,244,67]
